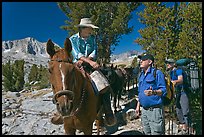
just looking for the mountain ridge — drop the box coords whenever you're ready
[2,37,141,82]
[2,37,141,65]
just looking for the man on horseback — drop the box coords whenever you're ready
[51,17,116,127]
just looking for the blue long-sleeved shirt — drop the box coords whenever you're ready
[138,67,167,108]
[69,33,97,63]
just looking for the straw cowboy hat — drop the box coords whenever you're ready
[77,18,99,29]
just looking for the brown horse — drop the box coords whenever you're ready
[46,38,102,135]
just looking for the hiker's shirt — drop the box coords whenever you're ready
[138,67,167,108]
[70,32,97,63]
[170,68,186,95]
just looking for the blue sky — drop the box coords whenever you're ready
[2,2,145,54]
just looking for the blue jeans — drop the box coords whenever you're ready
[141,106,165,135]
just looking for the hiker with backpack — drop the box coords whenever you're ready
[165,58,191,135]
[135,54,167,135]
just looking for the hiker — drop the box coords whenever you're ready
[165,58,191,135]
[136,54,166,135]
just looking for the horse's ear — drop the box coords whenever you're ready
[46,39,55,57]
[111,64,113,69]
[64,38,72,53]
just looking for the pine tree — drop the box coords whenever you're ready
[135,2,202,71]
[13,60,25,91]
[27,64,50,89]
[2,60,15,91]
[37,64,50,89]
[177,2,202,69]
[57,2,140,64]
[28,64,38,83]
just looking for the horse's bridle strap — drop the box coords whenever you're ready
[50,59,72,63]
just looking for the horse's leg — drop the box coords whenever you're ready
[83,124,93,135]
[64,127,76,135]
[63,118,76,135]
[124,81,127,93]
[110,91,113,100]
[117,89,122,109]
[113,94,117,113]
[95,120,100,135]
[128,78,130,92]
[95,106,104,135]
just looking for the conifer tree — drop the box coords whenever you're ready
[57,2,140,64]
[2,59,25,92]
[2,60,15,91]
[177,2,202,69]
[13,60,25,91]
[135,2,202,70]
[37,64,50,89]
[28,64,38,83]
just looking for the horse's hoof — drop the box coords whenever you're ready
[104,114,117,126]
[51,114,63,125]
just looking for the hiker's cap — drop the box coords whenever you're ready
[139,53,154,62]
[165,58,175,64]
[77,18,99,29]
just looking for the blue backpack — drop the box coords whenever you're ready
[175,58,193,93]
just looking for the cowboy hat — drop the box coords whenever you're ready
[77,18,99,29]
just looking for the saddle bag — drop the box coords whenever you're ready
[90,70,110,95]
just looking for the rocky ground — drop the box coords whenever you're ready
[2,88,197,135]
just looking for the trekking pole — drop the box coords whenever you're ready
[168,105,171,135]
[187,92,192,135]
[171,104,174,134]
[169,97,175,135]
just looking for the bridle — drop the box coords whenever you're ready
[50,58,72,63]
[49,58,87,118]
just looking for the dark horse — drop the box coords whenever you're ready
[46,38,103,135]
[100,64,126,112]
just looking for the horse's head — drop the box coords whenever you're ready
[46,38,76,116]
[123,67,134,81]
[100,64,117,85]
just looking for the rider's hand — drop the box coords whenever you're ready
[76,60,83,67]
[90,61,99,69]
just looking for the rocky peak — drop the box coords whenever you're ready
[2,37,61,83]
